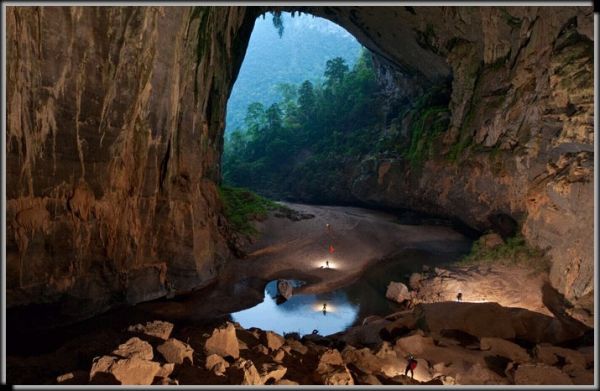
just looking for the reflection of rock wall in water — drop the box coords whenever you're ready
[5,6,593,324]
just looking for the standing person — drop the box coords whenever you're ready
[404,354,418,379]
[457,292,463,302]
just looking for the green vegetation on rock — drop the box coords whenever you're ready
[218,186,281,235]
[456,234,550,273]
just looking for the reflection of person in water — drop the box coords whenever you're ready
[322,303,327,315]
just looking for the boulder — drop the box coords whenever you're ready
[273,348,286,363]
[260,331,285,351]
[480,233,504,249]
[258,363,287,384]
[315,349,354,385]
[112,337,153,361]
[157,338,194,365]
[514,364,573,385]
[156,363,174,378]
[480,337,530,363]
[562,364,594,385]
[252,344,269,355]
[285,339,308,355]
[454,362,508,385]
[228,359,262,385]
[56,370,88,385]
[409,273,422,289]
[318,366,354,385]
[533,344,586,367]
[204,322,240,359]
[127,320,174,340]
[277,280,293,300]
[205,354,229,376]
[89,355,160,385]
[386,282,411,304]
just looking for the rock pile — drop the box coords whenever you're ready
[56,300,593,385]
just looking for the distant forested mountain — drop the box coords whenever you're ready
[225,12,363,134]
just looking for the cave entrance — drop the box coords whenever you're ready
[222,11,382,204]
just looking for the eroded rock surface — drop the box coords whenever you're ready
[6,5,593,326]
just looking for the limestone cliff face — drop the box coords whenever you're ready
[6,6,594,324]
[343,7,594,315]
[6,6,256,323]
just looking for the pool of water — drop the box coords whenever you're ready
[231,248,468,336]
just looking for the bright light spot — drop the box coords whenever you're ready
[313,258,339,269]
[313,302,337,313]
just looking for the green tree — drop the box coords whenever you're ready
[324,57,349,88]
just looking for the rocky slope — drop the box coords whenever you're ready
[10,299,592,385]
[6,5,594,324]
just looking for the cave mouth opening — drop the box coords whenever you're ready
[222,11,381,205]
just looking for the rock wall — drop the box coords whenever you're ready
[6,6,594,323]
[344,7,594,311]
[6,6,257,323]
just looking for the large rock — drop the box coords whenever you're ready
[228,359,262,385]
[260,331,285,351]
[514,364,573,385]
[205,354,229,376]
[258,363,287,384]
[277,280,293,300]
[480,337,530,363]
[204,322,240,359]
[386,282,411,304]
[127,321,174,341]
[89,355,160,385]
[414,302,585,344]
[533,344,586,368]
[112,337,153,361]
[157,338,194,365]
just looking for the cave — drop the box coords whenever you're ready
[4,5,595,386]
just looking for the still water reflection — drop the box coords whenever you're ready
[231,248,469,336]
[231,280,359,336]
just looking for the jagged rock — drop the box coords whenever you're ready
[277,280,293,300]
[386,281,411,303]
[318,366,355,385]
[514,364,573,385]
[127,321,174,341]
[260,331,285,351]
[89,355,160,385]
[342,345,403,378]
[273,348,286,363]
[317,349,345,369]
[562,364,594,385]
[205,354,229,375]
[56,370,88,385]
[315,349,354,385]
[533,344,586,368]
[204,322,240,359]
[228,359,262,385]
[252,344,269,355]
[285,339,308,355]
[409,273,422,289]
[156,363,174,378]
[480,233,504,249]
[480,337,530,363]
[157,338,194,365]
[454,362,509,385]
[112,337,153,361]
[258,363,287,384]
